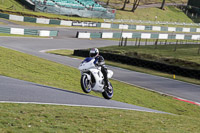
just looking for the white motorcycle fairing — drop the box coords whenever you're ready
[79,57,113,93]
[79,58,96,70]
[87,68,104,92]
[107,70,113,79]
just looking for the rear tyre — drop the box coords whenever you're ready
[81,74,92,93]
[102,82,113,99]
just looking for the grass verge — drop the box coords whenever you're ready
[0,33,48,38]
[1,103,200,132]
[0,21,7,25]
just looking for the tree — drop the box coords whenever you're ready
[160,0,166,10]
[121,0,128,10]
[106,0,110,5]
[132,0,140,12]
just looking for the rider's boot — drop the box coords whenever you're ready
[101,66,111,90]
[104,78,112,91]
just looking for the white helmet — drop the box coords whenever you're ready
[89,48,99,57]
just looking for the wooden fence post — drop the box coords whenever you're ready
[154,39,158,49]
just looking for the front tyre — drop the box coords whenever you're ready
[81,74,92,93]
[102,82,113,99]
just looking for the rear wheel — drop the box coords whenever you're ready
[102,82,113,99]
[81,74,92,93]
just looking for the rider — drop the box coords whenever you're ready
[89,48,109,88]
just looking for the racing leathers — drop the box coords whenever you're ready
[94,55,109,87]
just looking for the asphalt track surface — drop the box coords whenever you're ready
[0,24,200,113]
[0,75,168,113]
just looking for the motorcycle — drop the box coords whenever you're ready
[78,57,114,99]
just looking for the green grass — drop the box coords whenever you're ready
[0,21,6,25]
[1,46,200,131]
[1,103,200,132]
[115,6,194,23]
[0,46,81,92]
[0,0,29,11]
[47,48,200,85]
[97,44,200,69]
[0,33,48,38]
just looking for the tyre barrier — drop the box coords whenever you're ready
[74,49,200,80]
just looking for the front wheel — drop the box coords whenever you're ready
[102,82,113,99]
[81,74,92,93]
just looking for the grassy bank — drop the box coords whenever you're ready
[0,0,29,11]
[0,103,200,132]
[116,6,193,23]
[0,33,47,38]
[1,46,200,116]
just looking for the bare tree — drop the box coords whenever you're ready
[160,0,166,10]
[106,0,110,5]
[121,0,128,10]
[132,0,140,12]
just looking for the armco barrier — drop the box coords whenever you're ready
[0,26,58,37]
[73,49,200,80]
[77,32,200,40]
[1,12,200,33]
